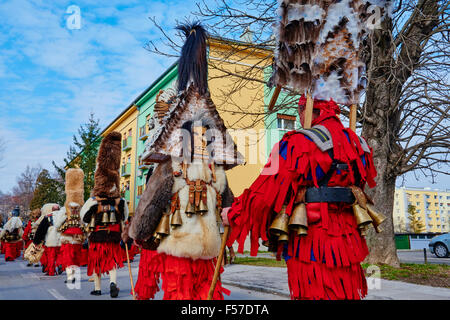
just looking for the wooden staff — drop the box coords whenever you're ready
[125,243,136,300]
[207,225,230,300]
[268,85,282,111]
[349,104,357,132]
[303,93,314,129]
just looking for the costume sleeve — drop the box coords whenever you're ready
[22,221,32,241]
[33,217,50,245]
[80,198,98,224]
[129,160,174,241]
[52,208,67,229]
[226,131,332,256]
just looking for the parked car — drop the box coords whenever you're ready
[429,233,450,258]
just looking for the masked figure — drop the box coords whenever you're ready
[127,22,243,300]
[80,131,129,298]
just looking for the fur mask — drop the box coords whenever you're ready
[92,131,122,199]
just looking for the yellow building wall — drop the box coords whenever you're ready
[102,106,139,215]
[393,187,449,233]
[208,39,271,196]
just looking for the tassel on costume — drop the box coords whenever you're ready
[134,251,230,300]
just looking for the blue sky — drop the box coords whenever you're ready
[0,0,448,193]
[0,0,195,192]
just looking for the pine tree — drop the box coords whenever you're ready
[29,169,63,210]
[53,112,102,200]
[407,204,426,234]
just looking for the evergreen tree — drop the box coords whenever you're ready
[29,169,63,210]
[407,204,426,234]
[53,112,102,200]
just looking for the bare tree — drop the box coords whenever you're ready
[11,165,42,213]
[145,0,450,266]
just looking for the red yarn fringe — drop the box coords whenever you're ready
[3,242,21,261]
[42,246,60,275]
[87,242,124,276]
[59,243,83,269]
[134,251,230,300]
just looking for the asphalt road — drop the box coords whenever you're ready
[397,249,450,265]
[0,255,286,300]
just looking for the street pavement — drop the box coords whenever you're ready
[0,251,449,300]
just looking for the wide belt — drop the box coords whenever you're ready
[305,187,355,204]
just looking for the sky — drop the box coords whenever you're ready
[0,0,196,193]
[0,0,448,193]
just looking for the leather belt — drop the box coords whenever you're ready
[305,187,355,204]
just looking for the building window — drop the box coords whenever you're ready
[277,114,296,131]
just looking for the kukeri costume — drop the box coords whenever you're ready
[23,209,41,266]
[80,131,129,298]
[128,23,243,300]
[224,0,390,300]
[53,168,86,283]
[33,203,63,275]
[0,207,23,261]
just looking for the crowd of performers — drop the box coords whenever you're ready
[1,19,383,301]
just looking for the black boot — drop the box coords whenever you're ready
[110,282,119,298]
[26,263,32,267]
[90,290,101,296]
[64,278,76,284]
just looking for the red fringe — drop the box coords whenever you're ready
[80,248,88,266]
[134,249,161,300]
[42,246,60,276]
[134,251,230,300]
[59,243,83,269]
[3,242,21,261]
[87,242,124,276]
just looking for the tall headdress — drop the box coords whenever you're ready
[92,131,122,198]
[269,0,393,129]
[141,22,244,168]
[64,168,84,216]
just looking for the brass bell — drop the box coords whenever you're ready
[215,208,222,224]
[109,211,117,224]
[366,204,386,228]
[197,200,208,215]
[88,215,95,229]
[374,225,383,233]
[170,209,182,229]
[155,214,170,237]
[269,207,289,236]
[352,203,372,228]
[101,211,110,224]
[360,226,367,237]
[185,201,195,217]
[288,203,308,232]
[297,225,308,236]
[278,233,289,243]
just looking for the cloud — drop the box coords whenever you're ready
[0,0,197,193]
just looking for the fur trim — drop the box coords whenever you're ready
[2,217,23,233]
[41,203,59,216]
[80,197,97,222]
[157,161,224,260]
[129,160,174,241]
[93,131,121,198]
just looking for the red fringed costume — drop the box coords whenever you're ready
[23,220,33,250]
[226,98,378,300]
[134,246,229,300]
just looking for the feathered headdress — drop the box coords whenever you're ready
[141,22,244,169]
[269,0,393,106]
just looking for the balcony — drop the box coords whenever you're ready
[121,163,131,177]
[139,126,148,141]
[122,136,132,151]
[138,155,150,170]
[122,189,130,201]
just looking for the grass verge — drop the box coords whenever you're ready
[232,256,450,288]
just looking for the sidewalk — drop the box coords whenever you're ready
[221,264,450,300]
